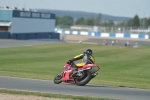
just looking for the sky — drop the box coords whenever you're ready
[1,0,150,18]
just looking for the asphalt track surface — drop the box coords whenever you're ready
[0,76,150,100]
[0,39,150,100]
[0,37,150,48]
[66,35,150,47]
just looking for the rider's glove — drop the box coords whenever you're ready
[68,60,73,64]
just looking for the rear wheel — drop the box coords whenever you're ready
[75,71,92,86]
[54,71,63,84]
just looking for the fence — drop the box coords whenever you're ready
[94,27,150,35]
[57,26,150,36]
[55,30,149,39]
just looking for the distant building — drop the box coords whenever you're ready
[0,6,59,40]
[0,6,55,33]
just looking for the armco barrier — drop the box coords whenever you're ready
[55,30,149,39]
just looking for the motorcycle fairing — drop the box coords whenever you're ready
[62,69,75,83]
[79,64,100,74]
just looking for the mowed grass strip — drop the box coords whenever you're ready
[0,43,150,89]
[0,89,113,100]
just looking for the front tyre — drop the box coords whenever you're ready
[54,71,63,84]
[75,71,92,86]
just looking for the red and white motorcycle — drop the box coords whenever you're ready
[54,62,100,86]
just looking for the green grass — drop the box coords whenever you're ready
[0,89,113,100]
[0,43,150,89]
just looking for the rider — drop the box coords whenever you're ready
[67,49,95,77]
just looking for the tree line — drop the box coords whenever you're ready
[56,14,150,29]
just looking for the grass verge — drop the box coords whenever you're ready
[0,89,114,100]
[0,43,150,89]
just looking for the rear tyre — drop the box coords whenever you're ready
[54,71,63,84]
[75,71,92,86]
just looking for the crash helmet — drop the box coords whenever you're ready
[86,49,93,55]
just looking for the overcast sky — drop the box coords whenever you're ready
[1,0,150,18]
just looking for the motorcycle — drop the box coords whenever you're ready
[54,62,100,86]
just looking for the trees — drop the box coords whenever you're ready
[95,13,102,26]
[107,20,114,27]
[56,14,150,30]
[61,16,74,26]
[75,17,85,25]
[146,18,150,28]
[75,13,102,26]
[84,18,95,26]
[132,14,140,28]
[141,18,150,28]
[56,16,74,27]
[119,15,141,29]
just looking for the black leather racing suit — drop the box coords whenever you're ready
[69,52,95,71]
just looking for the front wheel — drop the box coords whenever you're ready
[75,71,92,86]
[54,71,63,84]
